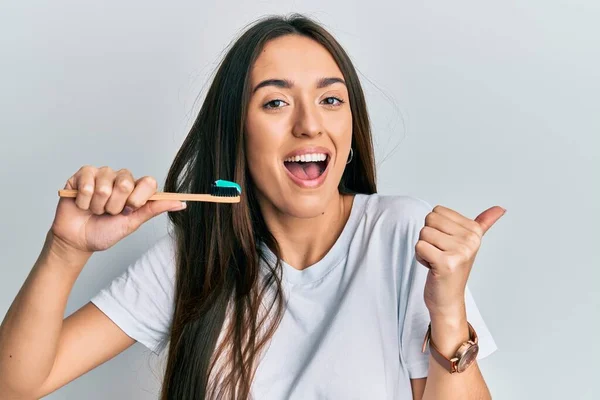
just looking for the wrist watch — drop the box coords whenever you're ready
[421,321,479,373]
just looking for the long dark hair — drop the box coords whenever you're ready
[162,13,377,399]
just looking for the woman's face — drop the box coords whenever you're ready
[245,34,352,218]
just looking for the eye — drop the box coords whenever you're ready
[321,96,344,107]
[263,99,288,109]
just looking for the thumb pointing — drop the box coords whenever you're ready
[474,206,506,236]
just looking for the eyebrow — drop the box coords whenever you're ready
[252,77,346,93]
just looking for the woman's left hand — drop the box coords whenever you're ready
[415,205,506,318]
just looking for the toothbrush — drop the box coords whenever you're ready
[58,179,241,203]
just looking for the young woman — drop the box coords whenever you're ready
[0,14,503,400]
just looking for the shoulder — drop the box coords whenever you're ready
[89,232,178,354]
[117,232,177,287]
[149,231,177,265]
[360,193,434,229]
[352,193,434,250]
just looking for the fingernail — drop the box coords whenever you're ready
[173,201,186,211]
[122,206,133,216]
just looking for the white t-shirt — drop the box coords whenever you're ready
[91,193,498,399]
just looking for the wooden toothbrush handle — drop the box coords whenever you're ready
[57,190,240,203]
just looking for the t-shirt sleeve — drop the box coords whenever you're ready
[90,233,177,355]
[398,198,498,379]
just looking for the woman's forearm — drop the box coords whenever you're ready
[422,313,492,400]
[0,230,91,396]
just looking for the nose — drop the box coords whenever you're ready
[291,100,322,138]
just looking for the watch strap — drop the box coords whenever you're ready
[421,321,478,373]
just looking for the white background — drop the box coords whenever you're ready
[1,1,598,399]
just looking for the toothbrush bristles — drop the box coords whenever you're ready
[210,185,240,197]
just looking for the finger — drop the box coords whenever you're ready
[105,169,135,215]
[432,205,484,237]
[89,166,116,215]
[125,176,158,211]
[415,239,443,269]
[474,206,506,236]
[425,211,466,237]
[71,166,96,210]
[128,199,186,229]
[418,225,455,252]
[415,253,431,269]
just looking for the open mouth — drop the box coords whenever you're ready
[283,153,329,181]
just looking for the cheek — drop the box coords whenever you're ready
[324,109,352,141]
[324,109,353,161]
[244,114,284,179]
[246,116,271,156]
[246,111,289,149]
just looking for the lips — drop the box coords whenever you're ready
[284,158,328,180]
[283,146,331,160]
[282,146,332,188]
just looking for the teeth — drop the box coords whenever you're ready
[284,153,327,163]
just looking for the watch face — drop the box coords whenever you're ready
[457,344,479,373]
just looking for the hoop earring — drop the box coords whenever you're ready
[346,147,354,164]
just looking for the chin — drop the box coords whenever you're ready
[277,191,333,219]
[254,181,338,220]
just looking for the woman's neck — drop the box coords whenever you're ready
[260,192,355,270]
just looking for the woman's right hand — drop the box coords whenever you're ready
[50,165,186,256]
